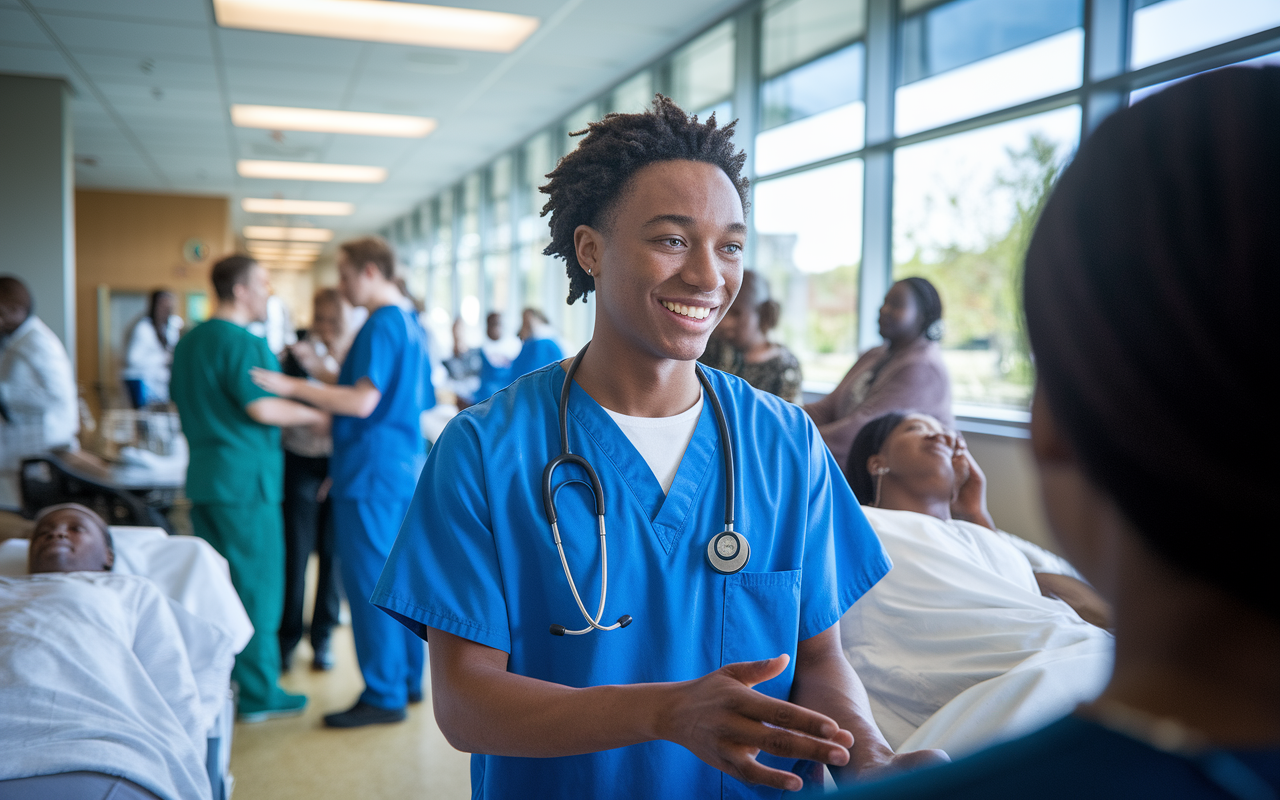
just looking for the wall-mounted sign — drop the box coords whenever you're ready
[183,238,209,263]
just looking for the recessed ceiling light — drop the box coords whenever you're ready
[238,160,386,183]
[232,105,436,138]
[242,226,333,242]
[258,260,316,271]
[247,245,324,256]
[249,249,318,261]
[213,0,539,53]
[241,198,354,215]
[247,242,324,254]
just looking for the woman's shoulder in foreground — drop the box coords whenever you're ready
[838,715,1280,800]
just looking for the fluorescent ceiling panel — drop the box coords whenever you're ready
[247,242,324,254]
[241,198,354,215]
[237,160,387,182]
[213,0,539,53]
[232,105,436,138]
[242,226,333,242]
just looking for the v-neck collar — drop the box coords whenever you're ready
[549,368,720,555]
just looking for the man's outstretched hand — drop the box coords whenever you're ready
[657,654,855,792]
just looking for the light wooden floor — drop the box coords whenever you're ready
[228,626,471,800]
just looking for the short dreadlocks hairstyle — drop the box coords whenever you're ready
[540,94,750,305]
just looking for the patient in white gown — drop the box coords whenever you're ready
[0,505,224,800]
[839,413,1115,757]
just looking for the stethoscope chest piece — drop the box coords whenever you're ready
[706,529,750,574]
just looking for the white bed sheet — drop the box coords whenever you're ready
[842,507,1113,755]
[0,528,253,732]
[0,572,219,800]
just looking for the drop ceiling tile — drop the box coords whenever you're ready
[0,8,51,46]
[43,15,213,61]
[0,43,69,78]
[73,51,218,87]
[33,0,210,25]
[216,28,366,71]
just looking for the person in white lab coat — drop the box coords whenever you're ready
[122,289,184,406]
[0,276,79,509]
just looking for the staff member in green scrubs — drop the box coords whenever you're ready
[171,255,328,721]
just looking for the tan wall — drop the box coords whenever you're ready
[75,189,233,414]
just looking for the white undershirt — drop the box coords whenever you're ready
[602,390,704,495]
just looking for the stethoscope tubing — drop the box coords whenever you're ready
[543,342,740,636]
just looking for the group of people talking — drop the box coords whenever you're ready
[8,65,1275,799]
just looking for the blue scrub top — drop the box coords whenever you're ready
[510,336,564,381]
[373,364,890,800]
[331,304,433,500]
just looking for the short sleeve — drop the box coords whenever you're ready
[225,333,278,410]
[372,416,512,653]
[344,311,398,392]
[798,415,891,642]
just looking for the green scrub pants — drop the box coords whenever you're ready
[191,501,288,712]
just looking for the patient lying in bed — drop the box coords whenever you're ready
[0,505,230,800]
[840,413,1115,757]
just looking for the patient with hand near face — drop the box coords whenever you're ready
[0,505,226,800]
[838,413,1115,757]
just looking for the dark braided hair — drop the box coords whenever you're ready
[898,277,944,341]
[844,412,908,504]
[540,94,750,305]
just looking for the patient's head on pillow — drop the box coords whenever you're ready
[1024,66,1279,620]
[28,504,115,574]
[846,412,958,506]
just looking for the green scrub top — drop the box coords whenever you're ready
[171,318,282,504]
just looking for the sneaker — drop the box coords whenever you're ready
[323,701,406,728]
[238,692,307,723]
[311,639,335,672]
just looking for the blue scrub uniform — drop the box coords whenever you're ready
[332,304,432,710]
[373,364,889,799]
[510,336,564,381]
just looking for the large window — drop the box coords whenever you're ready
[1131,0,1280,69]
[754,159,864,387]
[383,0,1278,419]
[896,0,1083,136]
[757,0,866,175]
[669,20,736,118]
[893,106,1080,409]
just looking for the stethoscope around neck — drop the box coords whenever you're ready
[541,343,750,636]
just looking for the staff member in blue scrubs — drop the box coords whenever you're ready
[253,236,431,728]
[373,97,946,796]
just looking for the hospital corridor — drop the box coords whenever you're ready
[2,0,1278,798]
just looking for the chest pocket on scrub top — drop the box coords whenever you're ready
[720,569,801,696]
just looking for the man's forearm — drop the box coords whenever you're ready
[288,380,379,418]
[790,629,893,783]
[245,397,327,428]
[430,629,664,757]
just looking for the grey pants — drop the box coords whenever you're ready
[0,772,163,800]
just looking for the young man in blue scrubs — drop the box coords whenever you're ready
[373,98,946,796]
[252,236,432,728]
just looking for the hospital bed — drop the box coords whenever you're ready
[843,507,1115,759]
[0,526,252,800]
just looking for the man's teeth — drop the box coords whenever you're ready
[662,301,710,320]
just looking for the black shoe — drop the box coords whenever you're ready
[323,701,406,728]
[281,649,294,672]
[311,640,334,671]
[408,689,423,704]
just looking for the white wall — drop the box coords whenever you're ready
[963,429,1060,553]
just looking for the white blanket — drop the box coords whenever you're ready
[0,573,223,800]
[842,507,1113,756]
